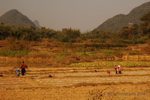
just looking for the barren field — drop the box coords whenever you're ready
[0,66,150,100]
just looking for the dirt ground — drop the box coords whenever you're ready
[0,67,150,100]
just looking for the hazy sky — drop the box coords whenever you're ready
[0,0,150,32]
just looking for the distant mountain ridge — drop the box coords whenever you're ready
[96,1,150,31]
[33,20,41,28]
[0,9,38,28]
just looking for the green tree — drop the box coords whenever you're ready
[62,28,81,43]
[140,11,150,35]
[121,26,129,39]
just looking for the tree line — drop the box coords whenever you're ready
[86,11,150,44]
[0,11,150,45]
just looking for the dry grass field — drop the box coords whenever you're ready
[0,66,150,100]
[0,40,150,100]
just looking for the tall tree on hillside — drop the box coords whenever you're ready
[121,26,129,39]
[140,11,150,35]
[62,28,81,43]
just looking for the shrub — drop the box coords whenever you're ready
[135,39,146,44]
[61,37,69,42]
[69,38,76,43]
[76,37,82,43]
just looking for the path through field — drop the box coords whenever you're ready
[0,67,150,100]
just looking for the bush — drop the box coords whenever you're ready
[76,37,82,43]
[61,37,69,42]
[134,39,146,44]
[69,38,76,43]
[93,39,99,43]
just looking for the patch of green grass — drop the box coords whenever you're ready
[81,53,91,57]
[130,52,138,55]
[99,49,115,56]
[59,52,68,57]
[56,52,71,61]
[28,51,55,57]
[70,61,150,67]
[0,51,30,57]
[55,52,91,62]
[117,50,129,53]
[32,45,42,47]
[75,52,91,57]
[75,49,116,56]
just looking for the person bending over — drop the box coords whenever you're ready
[115,65,118,74]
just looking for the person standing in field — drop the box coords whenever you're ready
[19,61,28,76]
[115,65,119,74]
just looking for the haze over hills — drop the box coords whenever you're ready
[33,20,41,28]
[0,9,38,29]
[96,1,150,31]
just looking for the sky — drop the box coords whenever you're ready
[0,0,150,32]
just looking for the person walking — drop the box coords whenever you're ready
[19,61,28,76]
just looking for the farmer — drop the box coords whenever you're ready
[118,65,122,74]
[115,65,119,74]
[19,61,28,76]
[118,65,120,70]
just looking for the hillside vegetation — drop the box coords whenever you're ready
[0,3,150,67]
[0,10,150,46]
[96,1,150,31]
